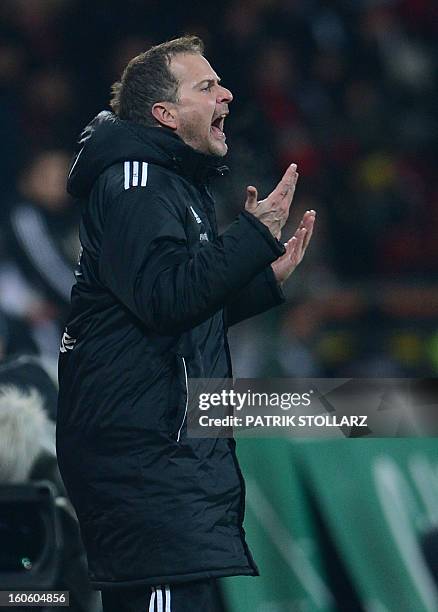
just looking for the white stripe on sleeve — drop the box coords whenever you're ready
[149,587,156,612]
[157,586,163,612]
[132,161,139,186]
[124,161,130,190]
[165,585,171,612]
[141,162,148,186]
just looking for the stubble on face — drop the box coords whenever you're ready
[178,111,222,156]
[169,54,231,158]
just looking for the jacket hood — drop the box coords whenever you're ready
[67,111,228,198]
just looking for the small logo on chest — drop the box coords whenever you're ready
[189,206,209,242]
[189,206,202,224]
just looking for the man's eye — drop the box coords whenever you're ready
[202,84,213,91]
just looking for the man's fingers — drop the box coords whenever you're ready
[284,229,304,261]
[271,163,298,201]
[303,222,314,251]
[300,210,316,250]
[268,164,299,228]
[245,185,258,212]
[294,227,307,261]
[280,163,298,188]
[274,211,315,283]
[284,210,316,256]
[283,227,305,265]
[283,236,296,256]
[299,210,316,228]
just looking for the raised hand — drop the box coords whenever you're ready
[271,210,316,285]
[245,163,299,239]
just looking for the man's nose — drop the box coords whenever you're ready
[218,85,233,104]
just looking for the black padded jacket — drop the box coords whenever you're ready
[56,111,285,588]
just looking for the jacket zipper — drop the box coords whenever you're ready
[176,356,188,442]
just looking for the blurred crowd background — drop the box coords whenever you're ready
[0,0,437,609]
[1,0,437,379]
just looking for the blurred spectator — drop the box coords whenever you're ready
[0,0,436,374]
[0,4,436,611]
[23,69,77,148]
[0,150,79,359]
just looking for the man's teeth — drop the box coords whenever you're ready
[213,114,227,129]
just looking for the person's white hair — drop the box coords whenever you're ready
[0,385,52,483]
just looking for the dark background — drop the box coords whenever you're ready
[0,0,437,376]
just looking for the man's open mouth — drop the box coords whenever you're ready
[211,114,227,139]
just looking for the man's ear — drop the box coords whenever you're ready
[151,102,177,129]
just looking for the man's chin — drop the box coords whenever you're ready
[209,140,228,158]
[179,134,228,157]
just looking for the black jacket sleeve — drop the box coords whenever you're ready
[225,266,285,327]
[99,187,285,334]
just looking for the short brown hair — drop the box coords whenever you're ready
[110,35,204,127]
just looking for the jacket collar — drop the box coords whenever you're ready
[125,121,229,184]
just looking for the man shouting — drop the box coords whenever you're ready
[56,35,315,612]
